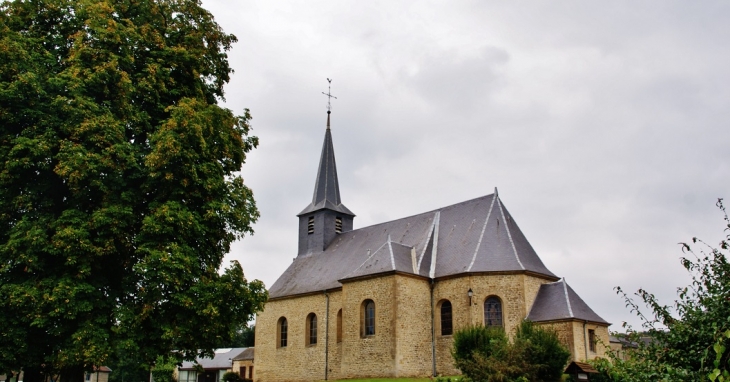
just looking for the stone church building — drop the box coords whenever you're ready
[254,112,610,381]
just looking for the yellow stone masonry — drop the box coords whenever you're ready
[255,273,609,381]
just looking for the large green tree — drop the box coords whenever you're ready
[0,0,267,380]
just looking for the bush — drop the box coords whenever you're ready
[150,357,177,382]
[452,321,570,382]
[221,372,242,382]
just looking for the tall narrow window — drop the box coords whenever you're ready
[440,300,453,335]
[588,329,596,352]
[484,296,503,327]
[278,317,288,347]
[336,309,343,343]
[308,216,314,234]
[306,313,318,345]
[335,217,343,233]
[362,299,375,336]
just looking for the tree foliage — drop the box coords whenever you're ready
[452,321,571,382]
[592,199,730,381]
[0,0,268,379]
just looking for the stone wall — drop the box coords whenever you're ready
[339,275,397,379]
[255,293,332,382]
[255,272,605,381]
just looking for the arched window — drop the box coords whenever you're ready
[306,313,317,345]
[336,309,343,343]
[277,317,288,348]
[484,296,503,327]
[362,299,375,336]
[440,300,453,336]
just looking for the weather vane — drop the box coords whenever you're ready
[322,78,337,113]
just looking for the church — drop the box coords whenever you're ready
[254,111,611,381]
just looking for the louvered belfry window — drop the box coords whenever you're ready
[308,216,314,234]
[484,296,503,327]
[335,217,343,233]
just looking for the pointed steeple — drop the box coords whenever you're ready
[297,111,355,256]
[298,111,354,217]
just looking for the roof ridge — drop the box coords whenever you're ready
[467,193,497,272]
[348,241,389,277]
[562,278,574,318]
[341,194,496,234]
[387,234,395,270]
[497,195,524,270]
[429,211,441,278]
[416,212,438,272]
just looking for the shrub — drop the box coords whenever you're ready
[451,321,570,382]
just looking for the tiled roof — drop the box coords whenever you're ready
[180,348,248,370]
[270,191,558,298]
[526,279,608,324]
[232,347,254,361]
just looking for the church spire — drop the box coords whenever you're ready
[298,111,354,217]
[297,109,355,256]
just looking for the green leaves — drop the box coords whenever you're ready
[596,199,730,381]
[0,0,266,377]
[451,321,570,382]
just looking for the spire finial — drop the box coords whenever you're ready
[322,78,337,114]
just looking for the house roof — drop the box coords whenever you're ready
[270,191,558,299]
[298,112,354,217]
[565,361,598,374]
[179,348,248,370]
[526,279,608,324]
[232,347,254,361]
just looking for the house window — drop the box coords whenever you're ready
[306,313,318,345]
[362,299,375,336]
[484,296,503,327]
[278,317,288,347]
[248,366,253,380]
[308,216,314,234]
[336,309,343,343]
[85,374,91,381]
[589,329,596,352]
[335,217,343,233]
[440,300,453,336]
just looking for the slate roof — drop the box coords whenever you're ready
[526,279,609,324]
[180,348,248,370]
[232,347,254,361]
[298,112,354,217]
[270,191,558,299]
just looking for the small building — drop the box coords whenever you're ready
[84,366,112,382]
[232,348,254,381]
[177,348,249,382]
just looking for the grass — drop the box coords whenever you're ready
[327,378,462,382]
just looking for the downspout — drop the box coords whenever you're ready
[583,321,589,361]
[324,291,330,381]
[430,279,436,377]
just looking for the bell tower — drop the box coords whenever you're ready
[297,110,355,256]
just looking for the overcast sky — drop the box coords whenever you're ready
[202,1,730,331]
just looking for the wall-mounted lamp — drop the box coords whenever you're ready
[467,288,473,305]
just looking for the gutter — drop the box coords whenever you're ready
[583,321,588,361]
[430,279,436,377]
[325,291,330,380]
